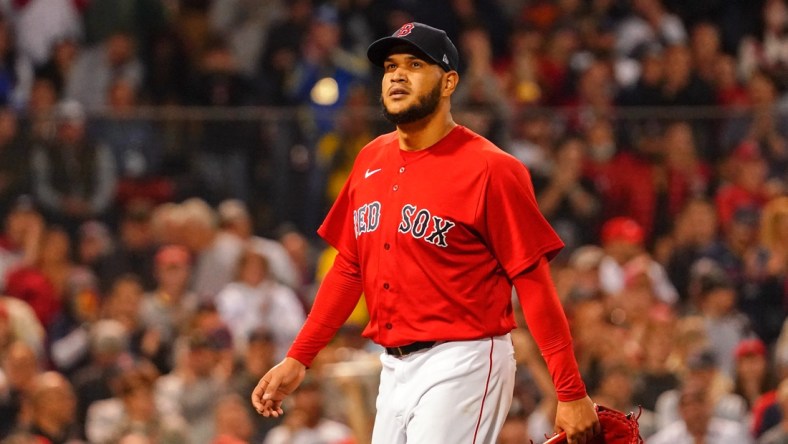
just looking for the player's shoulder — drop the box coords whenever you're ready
[359,130,397,156]
[457,126,527,172]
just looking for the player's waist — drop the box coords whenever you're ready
[382,334,513,358]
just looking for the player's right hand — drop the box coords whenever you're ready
[555,395,600,444]
[251,357,307,417]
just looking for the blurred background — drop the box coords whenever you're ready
[0,0,786,443]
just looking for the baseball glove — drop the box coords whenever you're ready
[542,404,644,444]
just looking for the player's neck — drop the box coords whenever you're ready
[396,110,456,152]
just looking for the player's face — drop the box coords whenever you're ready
[380,52,445,125]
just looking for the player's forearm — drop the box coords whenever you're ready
[513,257,587,402]
[286,252,364,367]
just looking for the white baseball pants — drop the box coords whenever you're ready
[371,334,516,444]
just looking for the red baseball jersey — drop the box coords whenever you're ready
[318,125,564,347]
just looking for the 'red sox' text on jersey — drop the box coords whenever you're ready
[318,125,564,347]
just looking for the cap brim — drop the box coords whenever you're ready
[367,36,444,70]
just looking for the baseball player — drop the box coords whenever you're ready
[252,22,600,444]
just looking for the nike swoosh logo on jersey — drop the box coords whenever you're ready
[365,168,382,179]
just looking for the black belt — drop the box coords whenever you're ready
[385,341,437,357]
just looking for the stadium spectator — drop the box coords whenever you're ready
[155,330,231,444]
[649,382,752,444]
[598,217,678,305]
[91,79,172,207]
[84,361,187,444]
[616,0,687,61]
[209,393,253,444]
[47,268,101,376]
[262,376,353,444]
[216,247,304,360]
[217,199,299,290]
[29,100,117,236]
[228,327,282,443]
[65,31,143,108]
[655,349,748,429]
[188,36,257,204]
[7,0,82,67]
[0,341,41,439]
[138,245,198,374]
[180,198,243,301]
[4,371,79,444]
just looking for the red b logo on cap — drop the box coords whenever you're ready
[396,23,414,37]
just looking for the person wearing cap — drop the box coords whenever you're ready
[252,22,599,443]
[598,216,678,305]
[731,339,773,408]
[654,348,748,430]
[715,140,770,230]
[29,99,117,236]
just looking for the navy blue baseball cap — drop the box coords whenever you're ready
[367,22,459,72]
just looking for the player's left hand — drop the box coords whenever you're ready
[555,395,600,444]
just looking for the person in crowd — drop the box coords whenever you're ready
[29,99,117,236]
[633,316,681,412]
[0,297,44,360]
[0,197,44,293]
[738,0,788,84]
[217,199,299,290]
[70,319,133,439]
[155,330,231,444]
[215,247,304,360]
[732,338,776,411]
[649,382,752,444]
[654,348,748,429]
[97,202,159,292]
[592,363,657,438]
[4,371,80,444]
[4,226,79,329]
[85,361,187,444]
[229,328,282,443]
[180,198,244,301]
[209,394,254,444]
[47,269,102,376]
[0,341,41,440]
[262,376,353,444]
[75,220,115,288]
[690,261,753,378]
[690,22,724,85]
[663,198,720,304]
[34,37,79,97]
[91,79,172,208]
[138,245,198,374]
[758,378,788,444]
[616,0,687,61]
[598,217,678,305]
[188,35,256,204]
[715,141,771,232]
[65,31,143,108]
[532,135,601,253]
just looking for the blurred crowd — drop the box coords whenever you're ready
[0,0,785,443]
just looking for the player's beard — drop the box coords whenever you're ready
[381,80,442,125]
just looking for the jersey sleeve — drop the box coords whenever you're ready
[481,156,564,278]
[317,170,359,263]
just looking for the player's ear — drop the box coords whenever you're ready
[443,71,459,96]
